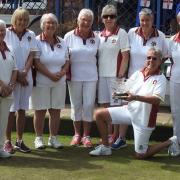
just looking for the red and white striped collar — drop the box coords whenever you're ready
[39,32,60,44]
[135,27,159,39]
[173,31,180,43]
[100,26,120,37]
[74,27,95,39]
[140,67,161,81]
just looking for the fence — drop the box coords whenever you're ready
[0,0,179,35]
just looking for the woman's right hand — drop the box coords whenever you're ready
[49,72,61,82]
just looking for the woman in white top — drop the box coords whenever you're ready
[4,8,37,154]
[98,4,130,145]
[30,13,69,149]
[0,20,17,158]
[64,9,99,147]
[111,8,169,150]
[168,12,180,145]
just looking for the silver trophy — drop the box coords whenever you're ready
[111,78,134,100]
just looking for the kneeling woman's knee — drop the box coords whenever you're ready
[135,152,147,160]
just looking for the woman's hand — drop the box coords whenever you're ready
[17,71,29,86]
[0,84,13,97]
[120,92,135,102]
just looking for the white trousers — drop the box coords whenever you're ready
[170,81,180,143]
[68,81,97,122]
[0,98,12,148]
[108,106,153,154]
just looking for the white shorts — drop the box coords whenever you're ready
[10,83,33,112]
[98,77,122,106]
[29,84,66,110]
[68,81,97,122]
[108,106,153,154]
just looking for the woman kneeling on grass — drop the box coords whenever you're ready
[89,47,180,159]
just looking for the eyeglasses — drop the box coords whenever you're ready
[102,15,117,19]
[147,56,157,61]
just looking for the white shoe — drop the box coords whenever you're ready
[48,136,63,149]
[168,136,180,157]
[0,149,11,158]
[89,144,112,156]
[34,136,46,149]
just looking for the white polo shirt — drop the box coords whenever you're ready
[168,32,180,83]
[36,33,69,87]
[5,27,37,83]
[64,28,99,81]
[0,42,17,85]
[98,27,130,77]
[128,27,168,77]
[127,70,166,130]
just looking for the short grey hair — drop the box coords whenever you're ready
[148,47,162,60]
[77,8,94,25]
[0,19,6,28]
[101,4,117,17]
[40,13,58,30]
[139,8,154,18]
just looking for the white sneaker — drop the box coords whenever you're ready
[89,144,112,156]
[34,136,46,149]
[168,136,180,157]
[0,149,11,158]
[48,136,63,149]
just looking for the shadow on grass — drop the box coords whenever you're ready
[0,145,133,171]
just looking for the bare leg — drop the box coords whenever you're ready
[95,108,112,146]
[72,121,81,136]
[83,121,91,137]
[119,124,128,139]
[99,103,113,138]
[48,108,61,136]
[6,112,15,141]
[16,110,26,140]
[33,110,46,136]
[135,140,171,159]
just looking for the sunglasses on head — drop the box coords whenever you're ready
[102,14,117,19]
[147,56,157,61]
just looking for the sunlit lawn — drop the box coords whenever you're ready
[0,133,180,180]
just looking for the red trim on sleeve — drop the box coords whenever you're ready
[173,32,180,43]
[116,51,122,77]
[148,104,159,128]
[0,41,10,60]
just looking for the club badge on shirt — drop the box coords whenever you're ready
[27,36,31,42]
[112,39,117,44]
[57,44,62,48]
[151,41,156,47]
[90,39,95,44]
[153,80,157,84]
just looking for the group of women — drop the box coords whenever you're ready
[0,4,180,159]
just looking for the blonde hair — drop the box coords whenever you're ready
[11,7,30,27]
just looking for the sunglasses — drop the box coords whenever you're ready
[147,56,157,61]
[102,15,117,19]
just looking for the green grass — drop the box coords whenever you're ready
[0,133,180,180]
